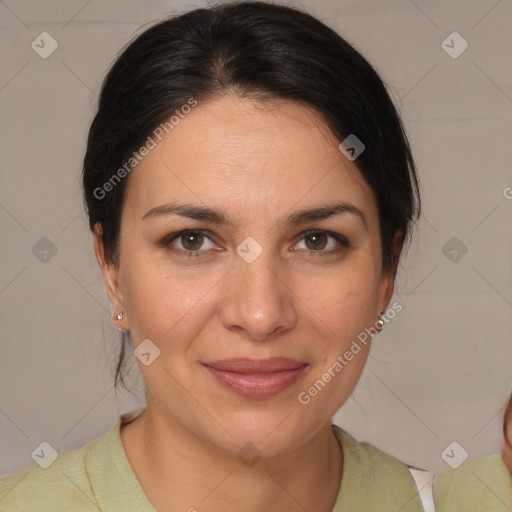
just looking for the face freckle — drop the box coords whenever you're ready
[106,94,395,456]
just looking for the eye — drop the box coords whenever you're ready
[162,230,217,257]
[293,230,350,255]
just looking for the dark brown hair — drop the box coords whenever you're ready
[81,1,421,393]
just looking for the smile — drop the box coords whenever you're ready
[202,358,309,399]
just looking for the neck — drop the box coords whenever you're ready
[121,404,343,512]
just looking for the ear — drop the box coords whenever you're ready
[93,223,128,331]
[378,230,404,312]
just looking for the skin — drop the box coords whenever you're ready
[94,94,402,512]
[501,404,512,474]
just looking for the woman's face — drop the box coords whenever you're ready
[96,95,396,457]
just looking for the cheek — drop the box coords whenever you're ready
[307,264,380,332]
[121,257,219,343]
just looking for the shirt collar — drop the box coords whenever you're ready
[85,406,156,511]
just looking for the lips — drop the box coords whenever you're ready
[202,358,308,399]
[203,357,307,373]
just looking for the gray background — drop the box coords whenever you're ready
[1,0,511,477]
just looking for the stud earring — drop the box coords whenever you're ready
[376,310,385,329]
[115,312,124,320]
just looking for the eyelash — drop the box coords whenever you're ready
[160,229,351,259]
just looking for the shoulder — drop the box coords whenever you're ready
[333,424,414,476]
[332,425,425,511]
[0,438,102,512]
[433,454,512,512]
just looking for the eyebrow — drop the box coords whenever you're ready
[142,201,368,232]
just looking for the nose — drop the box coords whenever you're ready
[219,243,298,341]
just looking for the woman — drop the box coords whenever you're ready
[0,2,425,510]
[433,393,512,510]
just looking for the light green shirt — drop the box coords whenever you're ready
[0,407,424,511]
[433,454,512,511]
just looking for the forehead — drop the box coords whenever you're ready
[122,95,377,225]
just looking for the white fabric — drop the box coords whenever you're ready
[409,468,435,512]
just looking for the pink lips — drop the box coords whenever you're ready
[202,357,308,399]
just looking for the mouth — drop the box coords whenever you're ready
[202,358,309,399]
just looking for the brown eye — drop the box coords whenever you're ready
[304,232,328,251]
[162,230,217,257]
[294,230,349,254]
[180,231,204,251]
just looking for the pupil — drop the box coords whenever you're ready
[307,233,325,250]
[184,232,202,250]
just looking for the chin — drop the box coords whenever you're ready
[206,410,322,459]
